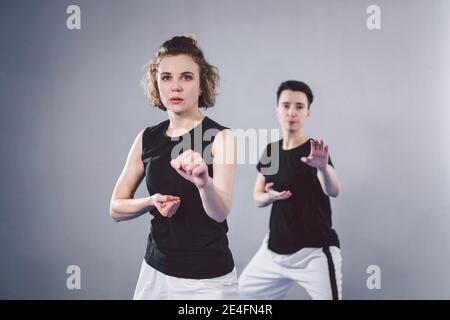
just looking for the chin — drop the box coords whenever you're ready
[284,124,299,131]
[167,104,190,114]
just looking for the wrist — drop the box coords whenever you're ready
[265,192,274,204]
[197,176,214,191]
[317,164,329,173]
[148,194,157,207]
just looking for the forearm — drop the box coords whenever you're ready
[197,177,232,223]
[109,197,154,222]
[317,164,341,197]
[254,191,273,207]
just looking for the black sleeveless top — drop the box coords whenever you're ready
[257,139,340,254]
[141,116,235,279]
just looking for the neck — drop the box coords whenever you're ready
[166,108,204,136]
[281,128,309,150]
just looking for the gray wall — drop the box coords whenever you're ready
[1,0,449,299]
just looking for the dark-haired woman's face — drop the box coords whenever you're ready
[276,90,310,132]
[157,54,202,114]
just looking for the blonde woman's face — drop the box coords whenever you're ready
[157,54,202,114]
[276,90,311,132]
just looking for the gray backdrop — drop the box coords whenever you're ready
[1,0,449,299]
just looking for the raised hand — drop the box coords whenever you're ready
[170,150,209,188]
[301,139,329,170]
[265,182,292,203]
[151,193,181,218]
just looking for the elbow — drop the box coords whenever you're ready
[215,216,226,223]
[253,194,263,207]
[213,207,230,223]
[254,201,264,208]
[212,212,227,223]
[328,186,341,198]
[220,206,232,222]
[109,205,122,222]
[109,211,120,222]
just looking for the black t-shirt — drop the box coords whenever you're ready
[257,139,340,254]
[141,116,234,279]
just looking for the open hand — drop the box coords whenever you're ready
[301,139,329,170]
[265,182,292,202]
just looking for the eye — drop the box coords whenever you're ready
[283,104,289,109]
[161,75,171,81]
[182,75,193,81]
[296,105,304,110]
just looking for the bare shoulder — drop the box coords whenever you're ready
[137,128,146,142]
[216,128,236,138]
[127,128,147,160]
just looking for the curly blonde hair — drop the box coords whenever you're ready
[142,35,220,110]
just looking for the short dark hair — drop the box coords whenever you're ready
[276,80,314,108]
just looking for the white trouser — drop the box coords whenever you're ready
[239,234,342,300]
[133,259,239,300]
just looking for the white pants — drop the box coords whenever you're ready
[133,259,239,300]
[239,235,342,300]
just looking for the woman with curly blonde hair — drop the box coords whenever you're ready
[109,35,238,299]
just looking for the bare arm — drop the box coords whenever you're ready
[317,164,341,197]
[253,173,271,207]
[302,139,341,197]
[109,130,155,222]
[170,129,237,223]
[197,129,237,222]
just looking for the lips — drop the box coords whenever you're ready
[170,97,184,104]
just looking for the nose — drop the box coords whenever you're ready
[287,107,297,117]
[170,79,182,92]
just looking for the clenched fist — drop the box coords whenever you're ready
[170,150,210,188]
[151,193,181,218]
